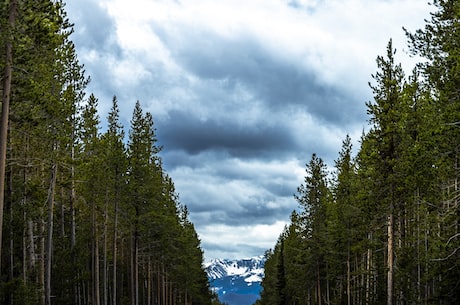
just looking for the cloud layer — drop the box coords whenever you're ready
[66,0,431,259]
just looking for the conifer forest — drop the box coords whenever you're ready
[0,1,221,304]
[258,1,460,305]
[0,1,459,305]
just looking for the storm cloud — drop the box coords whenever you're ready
[66,0,431,260]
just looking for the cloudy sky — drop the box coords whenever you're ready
[65,0,431,260]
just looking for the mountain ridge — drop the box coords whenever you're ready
[205,256,265,305]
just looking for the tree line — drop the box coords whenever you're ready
[257,1,459,305]
[0,1,222,305]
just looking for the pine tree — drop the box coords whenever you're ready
[0,1,219,304]
[405,1,460,302]
[0,0,17,272]
[295,153,331,305]
[330,135,363,305]
[283,211,307,305]
[101,96,126,305]
[365,40,406,305]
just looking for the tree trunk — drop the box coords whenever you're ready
[70,143,78,302]
[157,266,161,305]
[23,212,27,283]
[131,233,135,305]
[28,220,36,270]
[347,251,351,305]
[70,142,76,249]
[103,196,108,305]
[45,163,58,305]
[387,212,394,305]
[366,232,373,304]
[93,198,101,305]
[40,218,45,305]
[147,257,151,305]
[325,263,330,305]
[8,172,14,287]
[60,197,65,238]
[134,232,139,305]
[95,231,100,305]
[0,0,17,271]
[317,264,322,305]
[112,197,118,305]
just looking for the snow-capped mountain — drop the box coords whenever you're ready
[205,256,265,305]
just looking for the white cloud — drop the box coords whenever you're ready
[67,0,433,259]
[200,221,288,260]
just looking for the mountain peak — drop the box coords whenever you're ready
[205,256,265,305]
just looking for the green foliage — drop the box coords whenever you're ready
[260,3,460,305]
[0,2,217,305]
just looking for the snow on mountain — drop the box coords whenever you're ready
[244,274,263,283]
[205,256,265,280]
[205,256,265,305]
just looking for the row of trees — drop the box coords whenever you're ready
[0,1,220,305]
[258,1,459,305]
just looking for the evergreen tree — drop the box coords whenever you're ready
[0,0,17,271]
[101,96,127,305]
[406,1,460,302]
[283,211,306,305]
[295,153,331,305]
[366,39,406,305]
[330,135,363,305]
[0,2,221,305]
[261,3,460,305]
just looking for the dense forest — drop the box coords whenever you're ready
[0,1,221,305]
[258,1,459,305]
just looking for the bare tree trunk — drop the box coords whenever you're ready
[28,220,36,269]
[70,144,76,249]
[317,264,322,305]
[347,251,351,305]
[326,263,330,305]
[366,232,373,304]
[169,278,172,305]
[112,198,118,305]
[40,218,46,305]
[161,266,166,305]
[157,266,161,305]
[95,231,100,305]
[131,233,135,305]
[45,163,58,305]
[387,212,394,305]
[0,0,17,271]
[147,257,151,305]
[8,174,13,284]
[23,211,27,283]
[60,196,65,238]
[134,233,139,305]
[103,196,108,305]
[93,198,101,305]
[70,143,78,303]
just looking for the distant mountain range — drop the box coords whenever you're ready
[205,256,265,305]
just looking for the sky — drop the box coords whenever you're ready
[65,0,432,260]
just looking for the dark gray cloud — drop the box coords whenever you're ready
[156,26,363,126]
[66,0,118,52]
[157,110,298,158]
[189,196,295,227]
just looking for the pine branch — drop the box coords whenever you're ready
[431,246,459,262]
[446,232,460,245]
